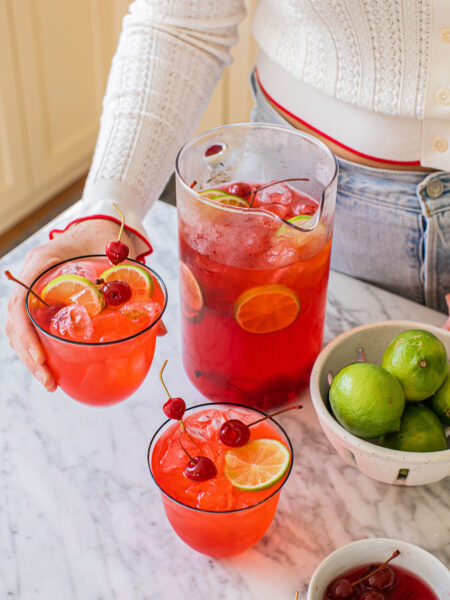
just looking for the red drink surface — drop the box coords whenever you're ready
[150,406,291,557]
[324,563,439,599]
[30,258,164,343]
[28,257,165,405]
[151,407,288,511]
[179,181,332,409]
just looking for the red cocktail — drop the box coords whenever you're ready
[148,403,293,557]
[27,255,167,405]
[176,124,338,408]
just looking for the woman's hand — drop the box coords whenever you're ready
[5,219,135,391]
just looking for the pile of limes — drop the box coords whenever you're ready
[329,329,449,452]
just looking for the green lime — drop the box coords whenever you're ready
[224,439,291,491]
[429,365,450,426]
[329,363,405,438]
[100,264,153,296]
[379,404,447,452]
[382,329,448,401]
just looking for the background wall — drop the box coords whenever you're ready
[0,0,258,236]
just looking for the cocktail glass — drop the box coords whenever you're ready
[147,402,293,557]
[175,123,338,409]
[26,254,167,406]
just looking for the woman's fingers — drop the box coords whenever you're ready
[5,254,57,391]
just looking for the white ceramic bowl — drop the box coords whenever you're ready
[307,538,450,599]
[310,320,450,485]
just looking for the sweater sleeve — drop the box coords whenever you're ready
[77,0,246,252]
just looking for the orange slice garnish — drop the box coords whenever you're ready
[180,261,203,315]
[234,285,300,334]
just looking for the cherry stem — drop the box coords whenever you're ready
[159,360,187,433]
[178,431,195,462]
[112,202,125,241]
[246,178,310,208]
[4,270,50,307]
[294,593,299,600]
[351,550,400,588]
[159,360,171,398]
[248,404,302,428]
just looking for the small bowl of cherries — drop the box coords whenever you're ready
[307,537,450,600]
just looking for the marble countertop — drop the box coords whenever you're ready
[1,200,449,599]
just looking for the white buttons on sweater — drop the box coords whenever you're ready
[441,27,450,43]
[433,137,448,153]
[436,88,450,106]
[426,179,444,199]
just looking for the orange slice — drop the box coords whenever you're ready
[235,285,300,334]
[180,261,203,314]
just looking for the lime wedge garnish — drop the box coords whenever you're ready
[100,264,153,297]
[224,438,291,491]
[42,274,104,317]
[276,214,311,236]
[201,189,249,208]
[200,189,228,200]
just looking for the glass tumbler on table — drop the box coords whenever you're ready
[148,402,293,558]
[175,123,338,409]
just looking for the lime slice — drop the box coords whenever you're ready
[276,214,311,237]
[179,261,203,314]
[201,189,228,200]
[234,284,300,334]
[224,438,291,491]
[100,264,153,297]
[42,274,104,317]
[201,189,250,208]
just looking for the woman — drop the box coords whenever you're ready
[6,0,450,390]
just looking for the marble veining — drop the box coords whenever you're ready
[0,201,448,600]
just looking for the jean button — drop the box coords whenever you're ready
[426,179,444,199]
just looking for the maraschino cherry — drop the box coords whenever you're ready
[102,280,132,306]
[159,360,186,421]
[325,550,400,600]
[105,203,129,265]
[219,404,302,447]
[159,360,216,482]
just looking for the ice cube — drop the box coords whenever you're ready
[256,182,292,205]
[50,305,93,341]
[57,262,98,282]
[120,297,162,325]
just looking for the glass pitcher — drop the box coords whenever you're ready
[175,123,338,409]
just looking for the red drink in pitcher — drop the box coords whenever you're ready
[175,124,338,410]
[179,181,332,409]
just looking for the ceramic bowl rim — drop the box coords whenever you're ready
[309,320,450,463]
[307,537,449,599]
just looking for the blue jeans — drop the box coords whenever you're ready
[250,72,450,313]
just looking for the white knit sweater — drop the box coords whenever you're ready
[81,0,450,247]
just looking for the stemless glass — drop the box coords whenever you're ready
[175,123,338,409]
[26,255,167,406]
[147,402,293,558]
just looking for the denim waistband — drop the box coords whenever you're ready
[250,71,450,215]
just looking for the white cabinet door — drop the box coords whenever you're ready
[0,0,32,233]
[10,0,116,195]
